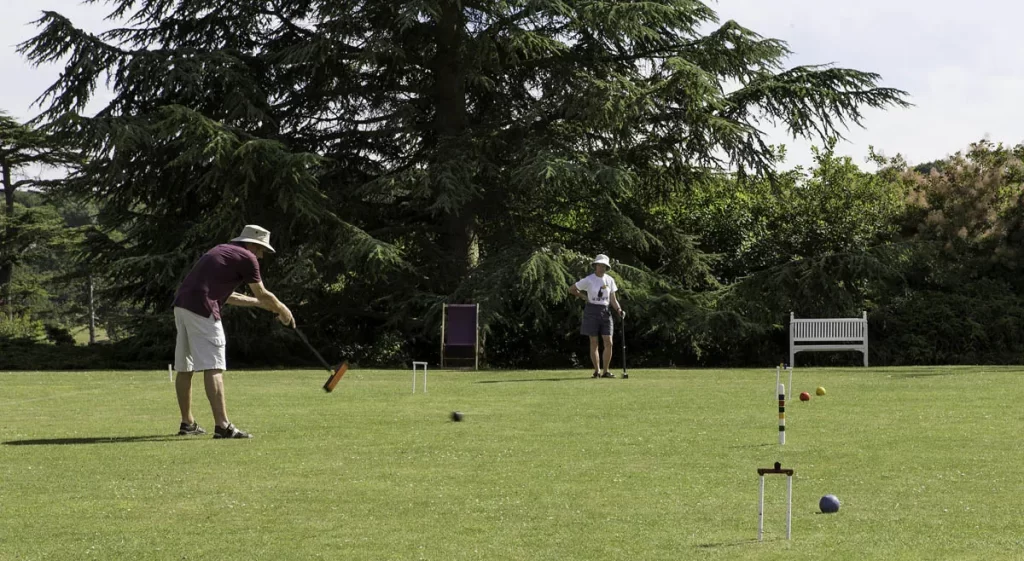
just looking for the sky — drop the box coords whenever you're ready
[1,0,1021,170]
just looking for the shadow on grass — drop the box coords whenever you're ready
[477,377,594,384]
[899,372,962,379]
[3,434,197,446]
[695,539,758,549]
[877,367,966,379]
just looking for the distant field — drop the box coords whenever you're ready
[2,366,1023,560]
[70,325,109,345]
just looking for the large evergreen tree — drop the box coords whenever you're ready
[19,1,908,364]
[0,113,77,320]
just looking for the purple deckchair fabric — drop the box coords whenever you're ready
[445,304,477,347]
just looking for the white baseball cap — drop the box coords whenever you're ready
[231,224,276,253]
[592,254,611,268]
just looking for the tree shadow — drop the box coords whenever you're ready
[3,434,198,446]
[899,372,962,379]
[880,368,966,379]
[695,539,758,549]
[477,377,595,384]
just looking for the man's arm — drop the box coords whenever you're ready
[226,292,262,308]
[569,284,587,301]
[248,282,295,327]
[610,290,624,316]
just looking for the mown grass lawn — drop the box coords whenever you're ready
[2,366,1023,560]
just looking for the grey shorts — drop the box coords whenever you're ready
[581,303,614,337]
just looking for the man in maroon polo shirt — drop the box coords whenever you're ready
[173,225,294,439]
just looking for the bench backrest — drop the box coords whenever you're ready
[790,312,867,342]
[444,304,478,347]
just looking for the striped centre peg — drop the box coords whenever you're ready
[778,383,786,445]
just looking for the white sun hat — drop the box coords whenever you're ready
[231,224,276,253]
[592,254,611,268]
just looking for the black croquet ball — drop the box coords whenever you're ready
[820,495,841,513]
[451,411,464,422]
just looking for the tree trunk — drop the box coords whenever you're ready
[1,162,13,320]
[87,273,96,345]
[433,1,476,293]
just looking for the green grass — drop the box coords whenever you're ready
[2,366,1024,560]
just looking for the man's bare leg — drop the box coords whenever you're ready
[175,371,195,424]
[601,335,614,373]
[204,369,230,428]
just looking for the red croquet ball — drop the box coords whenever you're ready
[799,391,811,401]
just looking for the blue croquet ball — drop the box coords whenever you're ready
[819,494,840,513]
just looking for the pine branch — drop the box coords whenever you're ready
[725,65,912,142]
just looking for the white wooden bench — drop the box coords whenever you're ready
[789,311,868,367]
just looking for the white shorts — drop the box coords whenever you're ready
[174,306,227,372]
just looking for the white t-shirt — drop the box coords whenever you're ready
[575,274,617,306]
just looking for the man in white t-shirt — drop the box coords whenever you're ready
[569,254,625,378]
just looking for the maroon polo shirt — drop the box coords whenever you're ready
[173,242,261,320]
